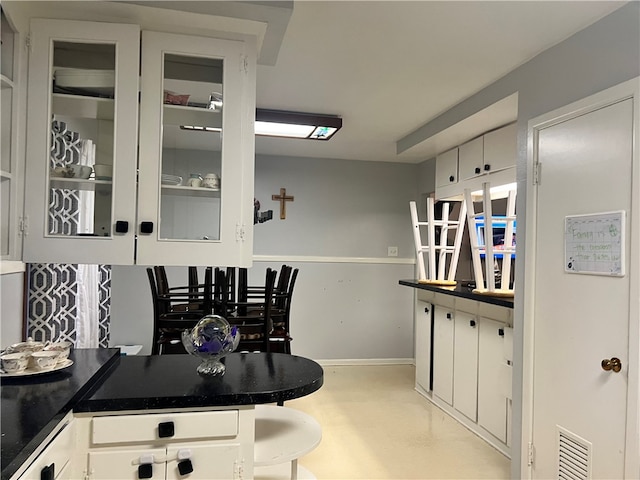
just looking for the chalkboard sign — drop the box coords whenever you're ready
[565,211,625,276]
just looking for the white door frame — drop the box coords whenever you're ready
[521,77,640,478]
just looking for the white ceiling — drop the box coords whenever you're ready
[253,1,626,164]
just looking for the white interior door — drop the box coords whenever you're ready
[529,86,637,478]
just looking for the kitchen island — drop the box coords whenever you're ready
[1,350,323,480]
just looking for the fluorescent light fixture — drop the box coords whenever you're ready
[471,182,517,199]
[179,109,343,140]
[255,109,342,140]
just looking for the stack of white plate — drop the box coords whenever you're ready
[161,174,182,186]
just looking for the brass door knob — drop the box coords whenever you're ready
[601,357,622,372]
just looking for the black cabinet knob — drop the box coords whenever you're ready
[498,328,505,337]
[140,221,154,234]
[424,307,430,313]
[115,220,129,234]
[178,459,194,476]
[138,464,153,479]
[470,320,476,327]
[475,167,481,174]
[449,175,455,182]
[158,421,175,438]
[484,164,491,171]
[41,463,55,480]
[446,312,452,320]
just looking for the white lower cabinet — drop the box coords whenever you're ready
[432,304,454,405]
[453,310,478,422]
[88,444,241,480]
[74,408,254,480]
[16,413,76,480]
[414,300,432,393]
[415,290,512,456]
[478,317,509,443]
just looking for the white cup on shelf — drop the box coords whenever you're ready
[93,164,113,180]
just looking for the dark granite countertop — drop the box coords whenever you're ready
[1,350,323,480]
[1,348,120,480]
[399,279,514,308]
[75,352,324,412]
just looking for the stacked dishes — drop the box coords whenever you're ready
[161,174,182,186]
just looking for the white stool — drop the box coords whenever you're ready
[254,405,322,480]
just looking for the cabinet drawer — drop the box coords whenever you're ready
[18,418,75,480]
[91,410,238,445]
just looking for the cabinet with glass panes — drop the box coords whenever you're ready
[22,19,256,266]
[1,7,25,272]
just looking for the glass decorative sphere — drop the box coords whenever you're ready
[181,315,240,376]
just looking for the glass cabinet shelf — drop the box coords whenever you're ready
[161,184,220,197]
[163,104,221,128]
[50,177,112,191]
[52,93,114,120]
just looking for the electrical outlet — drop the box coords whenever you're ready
[388,246,398,257]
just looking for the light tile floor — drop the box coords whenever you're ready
[286,364,510,480]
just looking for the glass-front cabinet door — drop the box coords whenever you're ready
[23,20,139,264]
[137,31,255,267]
[1,7,23,271]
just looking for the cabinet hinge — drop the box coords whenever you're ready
[528,441,535,467]
[19,216,28,236]
[236,224,245,242]
[234,459,245,480]
[533,161,542,185]
[25,34,32,52]
[241,55,249,74]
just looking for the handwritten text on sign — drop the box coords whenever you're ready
[565,211,625,276]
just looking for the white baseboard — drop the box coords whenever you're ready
[315,358,414,366]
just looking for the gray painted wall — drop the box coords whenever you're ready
[403,2,639,475]
[110,153,420,360]
[254,154,418,258]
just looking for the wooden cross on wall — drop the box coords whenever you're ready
[272,188,294,219]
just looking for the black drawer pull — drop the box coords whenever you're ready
[41,464,54,480]
[470,320,476,327]
[178,459,194,476]
[449,175,455,182]
[138,464,153,479]
[484,164,491,171]
[115,220,129,234]
[475,167,481,174]
[424,307,430,313]
[140,221,154,234]
[158,421,175,438]
[498,328,505,337]
[446,312,452,320]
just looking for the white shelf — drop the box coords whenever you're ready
[254,405,322,467]
[163,103,222,128]
[1,170,12,181]
[52,93,115,120]
[50,177,112,191]
[161,184,220,197]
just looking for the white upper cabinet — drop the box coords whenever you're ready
[1,7,25,272]
[136,31,255,267]
[482,123,517,174]
[22,20,256,266]
[23,19,140,265]
[458,135,485,181]
[435,147,459,188]
[435,123,517,200]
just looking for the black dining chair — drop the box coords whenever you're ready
[215,267,278,353]
[147,267,212,354]
[237,265,296,354]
